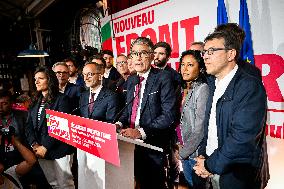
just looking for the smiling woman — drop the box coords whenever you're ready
[26,66,75,188]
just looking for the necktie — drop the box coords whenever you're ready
[88,93,96,114]
[130,76,144,128]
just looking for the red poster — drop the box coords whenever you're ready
[46,109,120,166]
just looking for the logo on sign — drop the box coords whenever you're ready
[47,114,70,140]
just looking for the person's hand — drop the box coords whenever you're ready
[120,128,142,139]
[115,124,122,133]
[32,143,40,153]
[193,156,212,178]
[34,145,47,158]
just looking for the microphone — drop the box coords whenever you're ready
[112,75,142,124]
[115,78,126,92]
[71,100,95,114]
[71,92,115,114]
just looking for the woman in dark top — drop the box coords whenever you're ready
[25,66,75,189]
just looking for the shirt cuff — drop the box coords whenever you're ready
[138,128,146,140]
[115,121,123,128]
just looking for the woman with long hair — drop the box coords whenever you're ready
[25,66,75,189]
[178,50,209,188]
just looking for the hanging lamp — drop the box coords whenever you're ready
[17,24,49,58]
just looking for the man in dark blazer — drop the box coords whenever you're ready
[153,41,181,189]
[91,55,117,91]
[117,37,176,189]
[79,62,119,122]
[77,62,119,189]
[102,50,121,82]
[53,62,84,112]
[193,31,267,189]
[64,58,85,87]
[153,41,182,90]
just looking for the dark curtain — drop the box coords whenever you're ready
[108,0,147,14]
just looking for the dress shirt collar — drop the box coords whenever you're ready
[137,67,151,82]
[215,64,238,87]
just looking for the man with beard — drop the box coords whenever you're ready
[153,42,181,89]
[153,42,182,189]
[64,58,85,87]
[102,50,121,82]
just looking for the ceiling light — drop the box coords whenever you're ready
[17,44,49,57]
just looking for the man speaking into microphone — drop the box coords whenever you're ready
[116,37,176,189]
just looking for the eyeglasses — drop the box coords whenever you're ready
[130,51,152,58]
[82,72,101,78]
[116,61,127,65]
[201,47,231,57]
[55,71,68,75]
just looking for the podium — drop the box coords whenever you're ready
[45,109,163,189]
[106,135,163,189]
[78,134,163,189]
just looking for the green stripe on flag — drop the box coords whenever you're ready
[101,21,112,42]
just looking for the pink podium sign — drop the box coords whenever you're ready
[46,109,120,166]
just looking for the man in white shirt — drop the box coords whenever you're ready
[77,62,119,189]
[193,31,267,189]
[117,37,176,189]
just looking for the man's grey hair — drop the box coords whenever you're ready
[52,62,68,71]
[130,37,154,52]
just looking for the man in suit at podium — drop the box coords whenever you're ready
[77,62,119,188]
[117,37,176,189]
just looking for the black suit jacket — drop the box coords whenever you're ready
[64,82,84,112]
[25,94,74,160]
[119,68,176,148]
[164,65,182,90]
[108,66,121,81]
[79,87,119,123]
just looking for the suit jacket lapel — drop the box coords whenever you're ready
[81,91,90,118]
[89,87,107,117]
[127,76,137,114]
[31,101,40,129]
[64,83,71,96]
[140,69,156,113]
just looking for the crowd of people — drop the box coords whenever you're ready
[0,23,269,189]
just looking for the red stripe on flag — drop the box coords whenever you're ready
[102,38,113,51]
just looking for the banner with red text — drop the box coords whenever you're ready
[46,109,120,166]
[101,1,284,187]
[101,0,284,139]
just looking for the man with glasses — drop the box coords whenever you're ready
[115,54,130,105]
[52,62,84,114]
[117,37,176,189]
[52,62,84,113]
[77,62,119,188]
[193,31,267,189]
[214,23,262,81]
